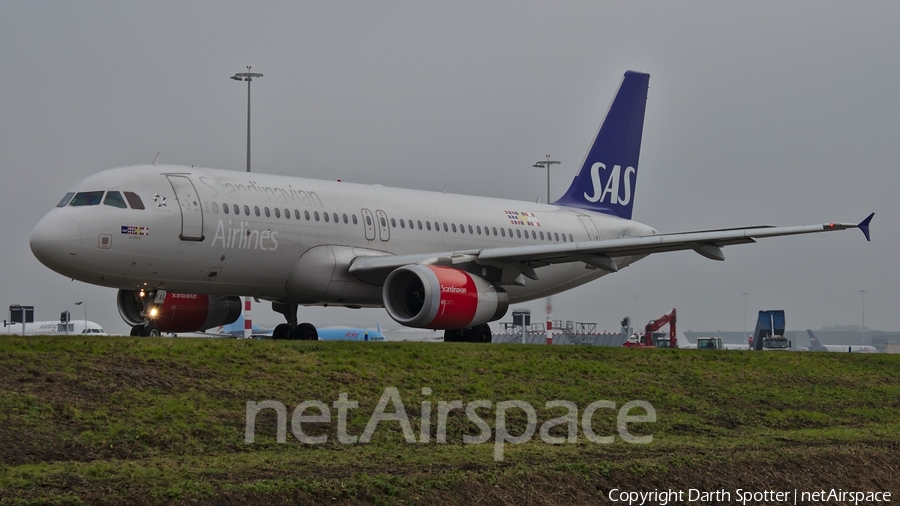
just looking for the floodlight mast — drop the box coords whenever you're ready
[230,67,263,172]
[532,155,560,204]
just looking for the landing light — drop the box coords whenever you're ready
[148,307,158,318]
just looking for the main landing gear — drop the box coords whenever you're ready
[444,323,492,343]
[272,302,319,341]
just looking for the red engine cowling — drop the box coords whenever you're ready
[117,289,241,332]
[383,265,508,329]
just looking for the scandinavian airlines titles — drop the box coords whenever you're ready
[583,162,636,205]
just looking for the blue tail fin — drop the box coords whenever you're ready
[553,71,650,219]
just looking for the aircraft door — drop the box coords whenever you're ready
[375,210,390,241]
[166,175,205,241]
[577,215,600,241]
[360,209,376,241]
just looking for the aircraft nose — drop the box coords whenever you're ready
[30,212,81,270]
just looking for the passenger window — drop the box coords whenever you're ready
[305,210,310,220]
[380,217,386,227]
[295,210,302,220]
[233,204,239,215]
[324,212,330,222]
[417,220,423,230]
[442,223,448,232]
[569,234,574,242]
[274,208,281,218]
[516,229,521,239]
[223,203,230,214]
[562,234,567,243]
[476,226,482,235]
[468,225,474,234]
[540,231,544,240]
[285,209,290,219]
[315,212,321,221]
[451,223,457,233]
[254,206,260,217]
[212,202,219,213]
[492,227,498,236]
[555,233,560,242]
[399,220,405,229]
[365,215,371,226]
[501,228,506,237]
[426,221,432,231]
[352,215,358,225]
[391,218,397,228]
[265,207,271,218]
[124,192,145,210]
[508,228,513,237]
[57,192,75,207]
[103,191,127,209]
[343,214,348,224]
[333,213,339,223]
[532,231,537,240]
[434,222,440,231]
[70,191,104,206]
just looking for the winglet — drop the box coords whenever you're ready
[858,213,874,241]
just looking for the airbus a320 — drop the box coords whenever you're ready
[30,71,873,342]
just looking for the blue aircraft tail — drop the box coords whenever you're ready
[553,71,650,220]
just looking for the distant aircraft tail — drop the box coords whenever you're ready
[554,71,650,220]
[806,329,828,351]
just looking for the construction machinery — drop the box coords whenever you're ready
[624,308,677,348]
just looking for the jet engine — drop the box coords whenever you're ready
[383,265,508,329]
[117,289,241,333]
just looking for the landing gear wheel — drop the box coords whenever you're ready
[140,324,160,337]
[273,324,290,340]
[130,325,143,336]
[469,324,492,343]
[291,323,318,341]
[444,329,463,342]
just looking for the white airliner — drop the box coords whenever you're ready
[29,71,873,342]
[807,329,877,353]
[1,320,107,336]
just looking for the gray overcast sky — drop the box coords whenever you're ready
[2,2,898,335]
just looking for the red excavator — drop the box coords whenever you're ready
[623,308,677,348]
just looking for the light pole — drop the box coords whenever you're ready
[859,290,867,328]
[532,155,560,204]
[533,155,560,344]
[231,66,263,172]
[742,292,749,341]
[74,301,86,332]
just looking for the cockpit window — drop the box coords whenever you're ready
[103,191,128,209]
[56,192,75,207]
[69,191,105,206]
[124,192,145,210]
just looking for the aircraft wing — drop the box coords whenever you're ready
[349,214,873,282]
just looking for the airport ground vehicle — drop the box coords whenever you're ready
[696,336,724,350]
[752,310,792,351]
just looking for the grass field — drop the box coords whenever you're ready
[1,336,899,505]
